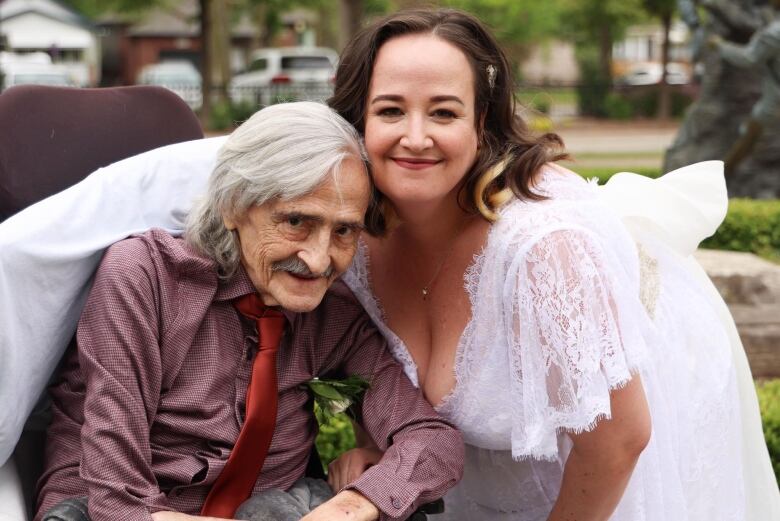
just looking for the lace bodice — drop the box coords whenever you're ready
[343,168,746,520]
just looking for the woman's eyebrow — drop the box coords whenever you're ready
[430,95,464,105]
[370,94,465,105]
[370,94,403,104]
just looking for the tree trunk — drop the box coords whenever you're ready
[599,22,613,83]
[657,11,672,120]
[338,0,363,51]
[210,0,231,105]
[199,0,212,125]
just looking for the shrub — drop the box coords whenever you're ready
[208,100,259,131]
[603,92,634,120]
[606,87,695,120]
[575,47,611,118]
[702,199,780,260]
[756,380,780,483]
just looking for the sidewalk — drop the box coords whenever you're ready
[557,119,679,154]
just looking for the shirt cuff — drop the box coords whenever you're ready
[346,464,422,521]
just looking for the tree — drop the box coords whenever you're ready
[642,0,676,119]
[441,0,562,64]
[559,0,644,116]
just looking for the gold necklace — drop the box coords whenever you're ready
[421,254,449,300]
[419,217,472,300]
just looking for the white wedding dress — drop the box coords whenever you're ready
[342,162,780,521]
[0,143,777,520]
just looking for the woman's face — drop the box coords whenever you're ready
[364,34,479,208]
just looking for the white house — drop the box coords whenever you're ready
[0,0,100,86]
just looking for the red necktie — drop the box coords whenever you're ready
[200,293,286,518]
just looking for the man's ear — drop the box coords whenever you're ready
[222,211,237,231]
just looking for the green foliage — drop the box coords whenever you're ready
[574,47,612,117]
[604,88,695,119]
[756,380,780,483]
[604,92,634,120]
[559,0,645,47]
[441,0,562,59]
[702,199,780,261]
[315,410,356,468]
[641,0,676,19]
[208,100,257,130]
[306,375,371,422]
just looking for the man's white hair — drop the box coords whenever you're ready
[186,101,367,277]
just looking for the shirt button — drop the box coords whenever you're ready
[391,497,402,509]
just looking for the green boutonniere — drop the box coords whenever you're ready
[303,375,371,421]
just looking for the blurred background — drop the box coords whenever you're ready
[0,0,778,482]
[0,0,695,133]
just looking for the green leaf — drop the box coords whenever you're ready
[308,381,346,401]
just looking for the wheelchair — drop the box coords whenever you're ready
[0,84,443,521]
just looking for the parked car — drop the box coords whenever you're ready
[0,51,76,89]
[2,65,76,88]
[136,61,202,110]
[617,62,691,86]
[229,47,338,106]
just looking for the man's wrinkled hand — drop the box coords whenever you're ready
[301,490,380,521]
[328,446,384,492]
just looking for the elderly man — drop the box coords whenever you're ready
[33,102,463,521]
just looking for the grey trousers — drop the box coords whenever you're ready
[40,478,334,521]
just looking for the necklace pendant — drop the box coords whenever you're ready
[422,287,429,299]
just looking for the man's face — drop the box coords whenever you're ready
[224,157,370,312]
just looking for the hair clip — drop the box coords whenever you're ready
[487,64,497,90]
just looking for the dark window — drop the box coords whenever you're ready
[248,58,269,72]
[281,56,332,70]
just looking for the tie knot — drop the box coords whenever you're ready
[234,293,286,351]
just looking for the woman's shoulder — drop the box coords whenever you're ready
[486,164,638,275]
[492,166,602,243]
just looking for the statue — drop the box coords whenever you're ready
[709,1,780,180]
[664,0,776,196]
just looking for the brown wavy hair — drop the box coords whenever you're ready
[328,8,569,234]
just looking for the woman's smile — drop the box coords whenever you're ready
[391,157,442,170]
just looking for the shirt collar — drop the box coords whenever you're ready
[214,264,297,322]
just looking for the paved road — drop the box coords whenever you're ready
[558,120,679,154]
[553,120,680,169]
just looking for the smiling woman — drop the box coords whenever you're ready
[325,7,780,521]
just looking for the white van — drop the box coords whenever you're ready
[0,52,76,89]
[229,47,338,106]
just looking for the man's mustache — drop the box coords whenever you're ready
[272,256,334,279]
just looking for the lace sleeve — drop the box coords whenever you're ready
[504,226,651,461]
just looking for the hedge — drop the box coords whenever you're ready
[702,198,780,261]
[756,380,780,483]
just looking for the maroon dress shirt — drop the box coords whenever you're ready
[35,229,464,521]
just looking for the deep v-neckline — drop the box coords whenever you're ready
[354,234,490,410]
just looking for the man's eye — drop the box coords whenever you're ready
[287,216,303,227]
[335,226,355,238]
